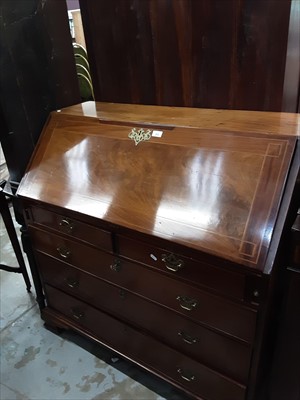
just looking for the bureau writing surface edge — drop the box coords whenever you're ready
[17,102,300,400]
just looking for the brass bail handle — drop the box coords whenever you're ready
[177,368,196,382]
[59,218,75,233]
[161,253,184,272]
[56,246,71,259]
[178,331,198,345]
[71,308,84,320]
[176,295,198,311]
[65,277,79,288]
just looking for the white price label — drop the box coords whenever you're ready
[152,130,163,138]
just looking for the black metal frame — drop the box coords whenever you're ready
[0,179,31,291]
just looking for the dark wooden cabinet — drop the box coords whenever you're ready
[269,269,300,400]
[0,0,80,184]
[17,102,299,400]
[268,201,300,400]
[80,0,299,112]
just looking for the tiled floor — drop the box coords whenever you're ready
[0,206,187,400]
[0,146,9,182]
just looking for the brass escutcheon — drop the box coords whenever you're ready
[128,128,152,146]
[110,260,121,272]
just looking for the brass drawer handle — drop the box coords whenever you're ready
[56,246,71,259]
[59,218,75,234]
[178,331,198,345]
[177,368,195,382]
[162,253,184,272]
[70,308,84,320]
[65,278,79,288]
[176,295,198,311]
[110,259,121,272]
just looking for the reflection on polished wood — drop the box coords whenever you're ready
[18,102,297,271]
[61,101,300,136]
[17,102,300,400]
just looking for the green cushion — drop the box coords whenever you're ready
[77,72,94,101]
[73,43,88,59]
[74,54,90,72]
[76,63,92,83]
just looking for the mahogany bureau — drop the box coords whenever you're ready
[17,102,300,400]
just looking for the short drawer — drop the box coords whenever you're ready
[44,285,246,400]
[31,230,257,342]
[37,253,252,383]
[29,228,115,274]
[117,235,247,301]
[28,206,112,251]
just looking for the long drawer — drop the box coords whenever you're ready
[37,252,252,383]
[31,228,257,342]
[28,205,112,251]
[117,235,248,300]
[28,206,259,303]
[44,285,247,400]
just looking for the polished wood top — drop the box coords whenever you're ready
[59,101,300,136]
[18,103,298,271]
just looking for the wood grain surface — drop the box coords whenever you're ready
[79,0,292,112]
[18,103,298,271]
[59,101,300,136]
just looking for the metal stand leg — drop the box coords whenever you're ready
[0,184,31,291]
[20,225,45,309]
